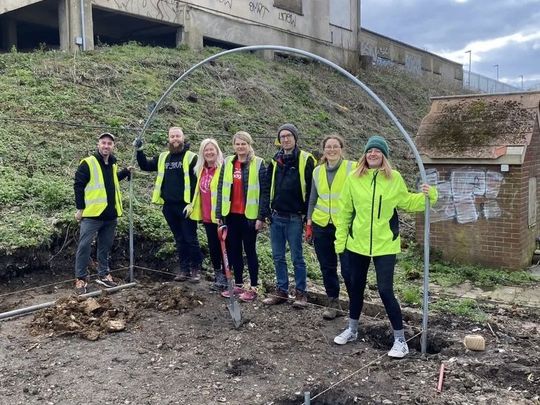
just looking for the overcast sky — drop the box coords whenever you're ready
[361,0,540,90]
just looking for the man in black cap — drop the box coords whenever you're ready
[263,123,315,308]
[73,132,131,294]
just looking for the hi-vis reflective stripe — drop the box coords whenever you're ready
[314,204,338,214]
[85,197,108,205]
[85,159,105,192]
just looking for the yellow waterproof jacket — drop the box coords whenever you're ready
[189,165,221,223]
[335,169,437,256]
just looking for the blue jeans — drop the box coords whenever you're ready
[75,218,117,279]
[270,213,306,293]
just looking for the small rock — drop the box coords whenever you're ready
[107,319,126,332]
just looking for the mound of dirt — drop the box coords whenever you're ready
[125,283,204,312]
[29,295,135,341]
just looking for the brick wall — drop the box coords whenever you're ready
[416,160,531,269]
[522,120,540,263]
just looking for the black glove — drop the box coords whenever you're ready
[133,138,143,149]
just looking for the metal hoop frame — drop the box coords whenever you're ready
[130,45,431,354]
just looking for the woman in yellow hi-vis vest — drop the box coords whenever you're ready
[216,131,269,302]
[333,135,437,358]
[188,138,226,290]
[306,134,357,320]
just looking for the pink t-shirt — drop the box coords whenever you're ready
[199,166,216,223]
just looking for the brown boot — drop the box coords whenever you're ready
[174,271,190,282]
[262,290,288,305]
[189,266,201,283]
[292,290,308,309]
[323,297,343,320]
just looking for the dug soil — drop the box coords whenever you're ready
[0,275,538,405]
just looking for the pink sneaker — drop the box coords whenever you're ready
[221,285,244,298]
[239,288,257,302]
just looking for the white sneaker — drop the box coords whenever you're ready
[333,328,358,345]
[388,339,409,358]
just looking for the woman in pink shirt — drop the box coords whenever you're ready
[189,138,226,290]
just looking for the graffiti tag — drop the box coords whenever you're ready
[249,1,270,18]
[278,11,296,28]
[425,168,504,224]
[216,0,233,9]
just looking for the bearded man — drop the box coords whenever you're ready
[136,127,202,281]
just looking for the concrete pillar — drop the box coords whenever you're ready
[177,8,203,50]
[1,18,17,51]
[58,0,94,52]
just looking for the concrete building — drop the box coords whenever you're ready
[0,0,361,69]
[360,28,463,86]
[1,0,464,85]
[415,92,540,269]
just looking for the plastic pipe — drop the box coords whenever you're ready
[134,45,431,354]
[0,283,137,321]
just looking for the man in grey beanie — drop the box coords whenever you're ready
[263,123,316,308]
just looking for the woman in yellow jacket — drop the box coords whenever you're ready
[188,138,226,290]
[333,135,437,358]
[306,134,356,320]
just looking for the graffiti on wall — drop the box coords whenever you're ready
[216,0,233,9]
[249,1,270,18]
[278,11,297,28]
[425,168,504,224]
[106,0,180,22]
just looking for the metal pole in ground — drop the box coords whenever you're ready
[304,392,311,405]
[0,283,137,321]
[137,44,431,354]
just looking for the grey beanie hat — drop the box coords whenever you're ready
[277,123,299,143]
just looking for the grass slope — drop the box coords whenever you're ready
[0,43,461,254]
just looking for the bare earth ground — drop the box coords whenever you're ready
[0,272,538,405]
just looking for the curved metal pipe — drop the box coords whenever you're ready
[0,283,137,321]
[133,45,431,354]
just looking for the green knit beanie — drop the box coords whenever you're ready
[364,135,389,158]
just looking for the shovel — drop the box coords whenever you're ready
[217,225,242,328]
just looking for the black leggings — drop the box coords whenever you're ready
[203,222,222,271]
[347,251,403,331]
[225,214,259,287]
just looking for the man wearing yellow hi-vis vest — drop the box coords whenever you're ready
[262,123,315,308]
[306,134,357,320]
[73,132,132,294]
[135,127,202,282]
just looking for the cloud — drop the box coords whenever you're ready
[438,29,540,63]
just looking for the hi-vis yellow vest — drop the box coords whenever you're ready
[189,165,221,223]
[221,156,263,220]
[270,150,314,202]
[81,156,122,217]
[151,151,196,205]
[312,160,356,226]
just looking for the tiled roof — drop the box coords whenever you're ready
[416,92,540,159]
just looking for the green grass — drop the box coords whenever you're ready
[398,247,537,288]
[431,298,489,323]
[0,43,463,284]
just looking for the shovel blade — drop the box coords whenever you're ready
[227,301,242,328]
